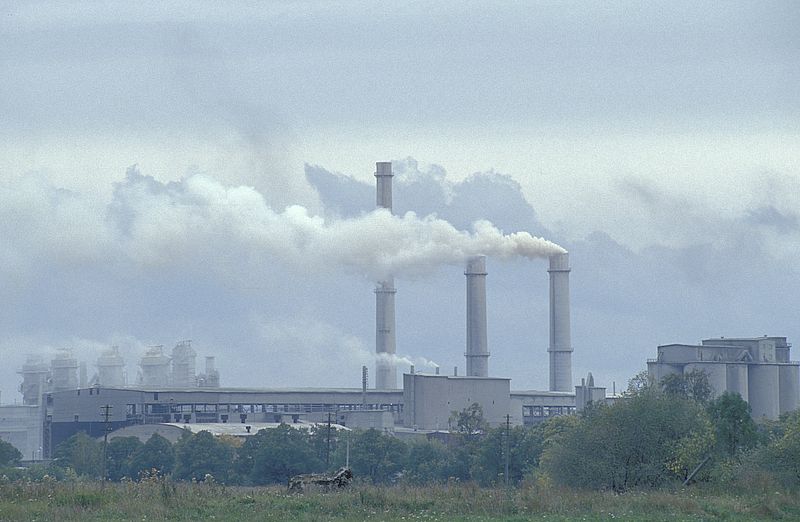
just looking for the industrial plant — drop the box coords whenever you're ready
[1,162,798,462]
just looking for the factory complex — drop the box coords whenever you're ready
[1,162,798,461]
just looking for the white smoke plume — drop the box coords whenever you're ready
[113,172,565,281]
[2,170,565,284]
[377,353,440,370]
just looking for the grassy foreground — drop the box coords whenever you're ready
[0,478,797,521]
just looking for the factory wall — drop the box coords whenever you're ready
[0,405,43,461]
[402,373,511,430]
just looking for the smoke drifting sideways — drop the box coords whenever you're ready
[108,169,565,282]
[3,169,566,285]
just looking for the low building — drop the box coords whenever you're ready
[0,404,44,461]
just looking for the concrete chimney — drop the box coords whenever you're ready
[548,253,573,392]
[465,255,489,377]
[375,161,397,389]
[375,161,393,209]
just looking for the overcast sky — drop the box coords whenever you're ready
[1,1,799,400]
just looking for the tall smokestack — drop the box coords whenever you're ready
[375,161,397,389]
[465,255,489,377]
[548,252,573,391]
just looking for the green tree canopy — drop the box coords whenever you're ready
[106,436,144,481]
[0,439,22,467]
[238,424,323,485]
[403,438,459,485]
[471,425,545,486]
[660,369,713,404]
[348,429,406,484]
[449,403,487,436]
[53,432,103,478]
[706,392,758,457]
[542,388,715,491]
[174,431,234,482]
[128,433,175,478]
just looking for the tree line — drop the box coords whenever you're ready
[2,369,799,491]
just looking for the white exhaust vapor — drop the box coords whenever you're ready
[117,174,566,280]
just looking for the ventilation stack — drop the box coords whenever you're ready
[465,255,489,377]
[198,356,220,388]
[171,340,197,387]
[50,350,79,391]
[375,161,397,389]
[97,346,125,387]
[18,356,50,406]
[139,346,170,387]
[548,253,573,391]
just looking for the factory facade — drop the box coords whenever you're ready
[3,162,798,460]
[648,336,800,420]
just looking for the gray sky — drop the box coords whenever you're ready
[1,1,799,399]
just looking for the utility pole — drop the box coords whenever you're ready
[504,414,511,488]
[101,404,113,483]
[326,411,332,468]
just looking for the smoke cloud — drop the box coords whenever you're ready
[4,168,565,285]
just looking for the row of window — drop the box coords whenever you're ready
[522,405,576,417]
[138,403,403,416]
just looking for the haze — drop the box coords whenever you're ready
[1,1,798,399]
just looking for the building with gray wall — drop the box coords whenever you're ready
[648,336,800,420]
[402,373,511,430]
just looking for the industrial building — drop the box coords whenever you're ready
[16,161,799,459]
[648,337,800,420]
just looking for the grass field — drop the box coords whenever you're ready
[0,478,797,521]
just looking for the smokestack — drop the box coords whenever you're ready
[361,365,368,406]
[548,252,573,392]
[375,161,397,389]
[375,161,393,209]
[465,255,489,377]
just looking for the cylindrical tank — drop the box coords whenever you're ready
[726,363,749,402]
[778,364,799,415]
[748,364,780,420]
[548,253,573,392]
[465,255,489,377]
[685,362,727,398]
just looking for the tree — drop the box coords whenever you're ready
[106,436,144,481]
[541,389,715,491]
[471,425,545,486]
[348,429,406,484]
[660,369,713,404]
[128,433,175,478]
[0,439,22,467]
[53,432,103,478]
[449,403,487,436]
[238,424,322,485]
[174,431,234,482]
[626,369,653,396]
[706,392,758,457]
[403,439,459,485]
